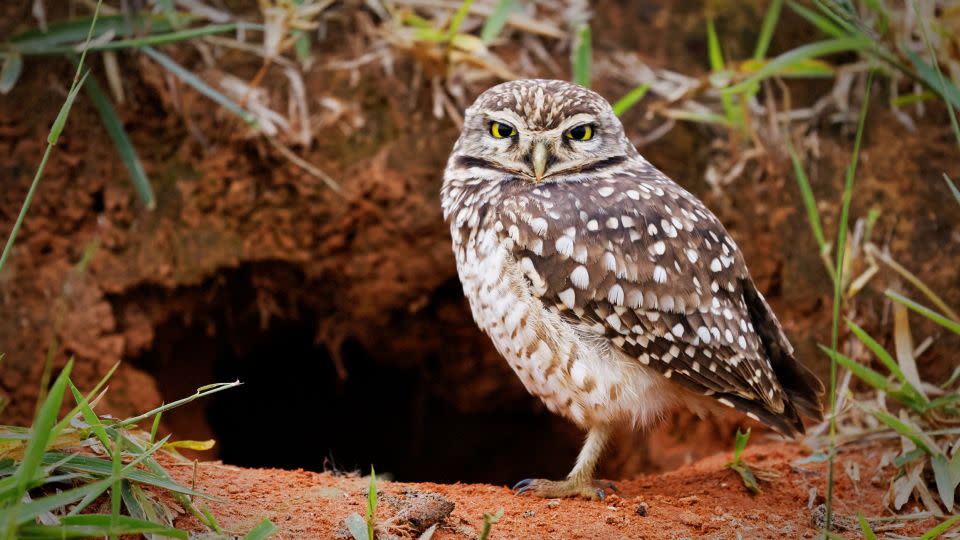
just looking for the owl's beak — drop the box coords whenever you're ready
[531,141,549,183]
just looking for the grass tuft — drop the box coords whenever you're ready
[478,508,504,540]
[572,24,591,88]
[726,428,761,494]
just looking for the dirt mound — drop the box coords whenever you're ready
[168,441,934,538]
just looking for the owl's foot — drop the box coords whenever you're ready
[512,478,618,501]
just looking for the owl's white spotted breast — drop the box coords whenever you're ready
[451,204,680,429]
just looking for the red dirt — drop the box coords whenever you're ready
[167,441,934,539]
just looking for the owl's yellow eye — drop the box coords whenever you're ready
[565,124,594,141]
[489,121,517,139]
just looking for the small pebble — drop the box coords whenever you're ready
[678,510,703,529]
[635,502,648,517]
[523,510,535,518]
[546,499,560,509]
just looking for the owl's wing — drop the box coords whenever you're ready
[494,164,823,435]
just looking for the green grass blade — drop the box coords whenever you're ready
[786,0,845,38]
[904,50,960,114]
[725,37,870,94]
[109,431,122,540]
[50,361,118,437]
[844,320,918,394]
[811,0,861,36]
[824,70,874,535]
[80,69,155,209]
[820,346,898,397]
[945,174,960,207]
[787,142,827,249]
[0,53,23,94]
[366,466,377,540]
[155,0,184,29]
[150,409,163,443]
[572,25,591,88]
[11,14,177,53]
[447,0,475,39]
[706,17,725,72]
[2,479,113,526]
[706,16,740,127]
[740,57,835,77]
[140,47,257,126]
[242,518,278,540]
[16,23,252,56]
[2,359,73,533]
[43,453,202,497]
[754,0,783,60]
[0,139,53,275]
[480,0,517,43]
[115,381,241,429]
[857,513,878,540]
[18,514,188,539]
[478,508,503,540]
[872,410,933,454]
[912,1,960,149]
[612,84,650,117]
[733,428,749,462]
[67,383,112,452]
[48,70,89,145]
[918,513,960,540]
[886,291,960,335]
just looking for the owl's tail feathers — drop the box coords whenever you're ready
[741,278,826,436]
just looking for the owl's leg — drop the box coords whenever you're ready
[512,425,616,500]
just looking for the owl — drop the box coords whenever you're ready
[440,79,824,500]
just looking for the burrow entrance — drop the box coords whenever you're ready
[122,262,582,485]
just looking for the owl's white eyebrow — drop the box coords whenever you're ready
[487,110,526,129]
[557,113,596,131]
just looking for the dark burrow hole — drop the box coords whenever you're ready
[127,263,580,485]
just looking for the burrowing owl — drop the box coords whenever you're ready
[441,79,824,499]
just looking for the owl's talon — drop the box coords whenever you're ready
[512,479,533,491]
[511,478,615,500]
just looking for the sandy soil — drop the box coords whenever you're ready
[163,440,934,539]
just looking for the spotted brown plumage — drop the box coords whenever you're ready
[441,79,823,500]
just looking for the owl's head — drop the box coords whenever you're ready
[449,79,636,186]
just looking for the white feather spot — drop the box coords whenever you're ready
[597,186,615,197]
[558,288,576,309]
[697,326,711,344]
[671,323,684,337]
[653,240,666,255]
[608,284,624,305]
[555,236,574,257]
[529,217,548,235]
[710,258,722,272]
[571,265,590,289]
[653,265,667,283]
